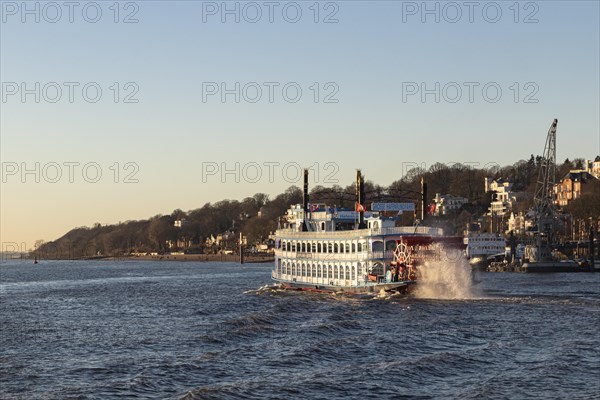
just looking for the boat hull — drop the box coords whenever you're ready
[522,262,592,273]
[274,278,416,294]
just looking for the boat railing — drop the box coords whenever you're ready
[275,226,443,239]
[274,249,396,261]
[369,250,396,260]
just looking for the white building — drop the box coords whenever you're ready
[583,156,600,179]
[485,178,518,216]
[174,218,188,228]
[432,193,468,216]
[507,211,533,235]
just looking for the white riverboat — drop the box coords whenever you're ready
[271,170,462,294]
[463,231,506,268]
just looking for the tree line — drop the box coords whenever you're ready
[33,156,599,259]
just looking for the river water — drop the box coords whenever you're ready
[1,260,599,399]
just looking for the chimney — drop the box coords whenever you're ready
[357,170,367,229]
[302,169,309,232]
[421,177,428,222]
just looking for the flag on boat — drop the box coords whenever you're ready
[428,203,436,215]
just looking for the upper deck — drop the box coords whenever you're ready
[275,226,444,240]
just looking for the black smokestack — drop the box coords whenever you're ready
[357,170,366,229]
[421,177,428,222]
[302,169,309,232]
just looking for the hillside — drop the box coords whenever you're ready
[33,157,599,259]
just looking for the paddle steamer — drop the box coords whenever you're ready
[271,170,463,293]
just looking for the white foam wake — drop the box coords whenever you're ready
[413,254,477,300]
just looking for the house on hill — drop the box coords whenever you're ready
[586,156,600,179]
[554,170,599,207]
[432,193,468,216]
[485,177,521,216]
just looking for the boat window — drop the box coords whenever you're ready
[372,262,384,275]
[372,241,384,252]
[386,241,397,251]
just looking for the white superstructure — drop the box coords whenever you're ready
[272,203,443,292]
[463,232,506,260]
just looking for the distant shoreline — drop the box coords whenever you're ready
[73,254,273,263]
[122,254,274,263]
[7,254,274,263]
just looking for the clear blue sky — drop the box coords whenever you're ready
[1,0,599,247]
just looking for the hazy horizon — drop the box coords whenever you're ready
[2,1,599,248]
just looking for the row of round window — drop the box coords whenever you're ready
[279,241,365,254]
[281,262,357,280]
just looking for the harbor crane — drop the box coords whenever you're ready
[529,118,560,261]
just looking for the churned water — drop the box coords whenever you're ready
[413,257,477,300]
[1,260,599,399]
